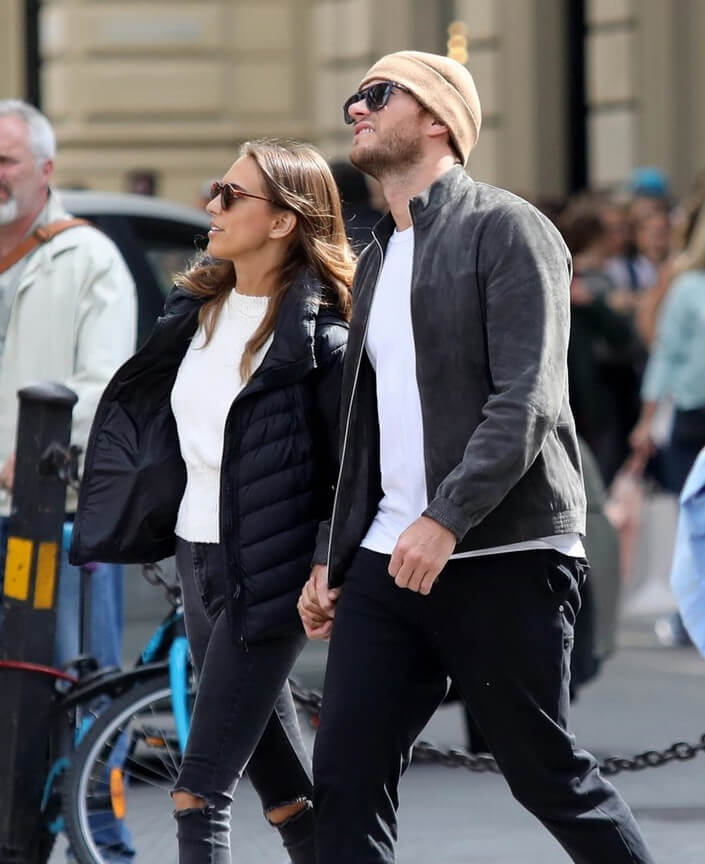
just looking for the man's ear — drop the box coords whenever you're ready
[269,210,297,240]
[41,158,55,187]
[427,118,450,140]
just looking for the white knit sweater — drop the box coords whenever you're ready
[171,289,272,543]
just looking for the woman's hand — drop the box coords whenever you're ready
[297,565,339,640]
[629,418,653,458]
[0,453,15,491]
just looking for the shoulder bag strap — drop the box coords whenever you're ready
[0,218,91,275]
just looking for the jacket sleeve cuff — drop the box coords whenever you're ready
[312,519,331,567]
[423,497,468,542]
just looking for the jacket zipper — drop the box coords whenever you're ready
[326,234,385,573]
[220,397,249,651]
[217,314,318,648]
[217,359,302,650]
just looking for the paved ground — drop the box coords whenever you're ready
[48,493,705,862]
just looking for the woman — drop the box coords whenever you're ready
[558,196,641,485]
[70,139,353,862]
[630,196,705,647]
[630,196,705,491]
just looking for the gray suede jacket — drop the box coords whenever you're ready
[318,165,586,587]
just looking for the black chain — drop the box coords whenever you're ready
[290,681,326,716]
[290,682,705,777]
[598,736,705,776]
[142,561,182,609]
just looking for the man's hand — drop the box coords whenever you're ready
[0,453,15,492]
[388,516,456,595]
[297,564,340,641]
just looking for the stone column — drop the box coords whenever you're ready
[458,0,568,197]
[40,0,314,201]
[635,0,705,197]
[0,0,26,100]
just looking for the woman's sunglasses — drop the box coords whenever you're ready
[343,81,410,125]
[209,181,273,210]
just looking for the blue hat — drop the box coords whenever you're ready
[627,167,669,197]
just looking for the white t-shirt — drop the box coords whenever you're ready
[361,226,585,560]
[171,288,272,543]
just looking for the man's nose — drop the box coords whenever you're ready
[348,97,369,122]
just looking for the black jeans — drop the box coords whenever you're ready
[313,547,655,864]
[173,539,315,864]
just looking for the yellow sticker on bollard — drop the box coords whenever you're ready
[34,542,58,609]
[3,537,33,601]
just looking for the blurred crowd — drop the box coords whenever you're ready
[539,168,705,496]
[543,168,705,649]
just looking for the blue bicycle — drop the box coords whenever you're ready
[57,561,193,863]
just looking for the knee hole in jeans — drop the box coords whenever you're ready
[172,789,208,813]
[264,797,312,826]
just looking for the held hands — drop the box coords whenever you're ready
[297,517,456,638]
[388,516,456,595]
[297,564,340,641]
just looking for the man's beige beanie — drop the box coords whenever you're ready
[358,50,481,165]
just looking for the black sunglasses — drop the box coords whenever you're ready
[343,81,410,125]
[209,181,273,210]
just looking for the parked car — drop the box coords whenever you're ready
[59,189,210,346]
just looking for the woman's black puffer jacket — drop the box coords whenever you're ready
[70,270,347,644]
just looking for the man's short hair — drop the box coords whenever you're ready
[0,99,56,163]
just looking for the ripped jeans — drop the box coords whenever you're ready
[173,539,315,864]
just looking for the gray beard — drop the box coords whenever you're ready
[0,198,19,226]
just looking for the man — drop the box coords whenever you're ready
[298,52,655,863]
[0,100,136,861]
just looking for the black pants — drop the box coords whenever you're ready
[313,547,654,864]
[173,539,315,864]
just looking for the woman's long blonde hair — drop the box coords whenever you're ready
[176,139,355,380]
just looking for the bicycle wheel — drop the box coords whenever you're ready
[62,675,189,863]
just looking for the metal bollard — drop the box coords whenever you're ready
[0,382,77,863]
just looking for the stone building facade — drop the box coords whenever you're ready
[1,0,704,204]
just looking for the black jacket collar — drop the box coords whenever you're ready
[162,267,327,394]
[372,164,470,246]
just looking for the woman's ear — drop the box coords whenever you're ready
[270,210,298,240]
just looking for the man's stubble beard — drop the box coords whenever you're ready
[350,126,423,181]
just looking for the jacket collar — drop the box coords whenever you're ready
[249,268,321,391]
[372,164,471,246]
[17,191,81,292]
[164,267,326,394]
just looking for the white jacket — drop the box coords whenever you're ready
[0,192,136,514]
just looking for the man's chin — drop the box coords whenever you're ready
[350,146,379,178]
[0,199,19,226]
